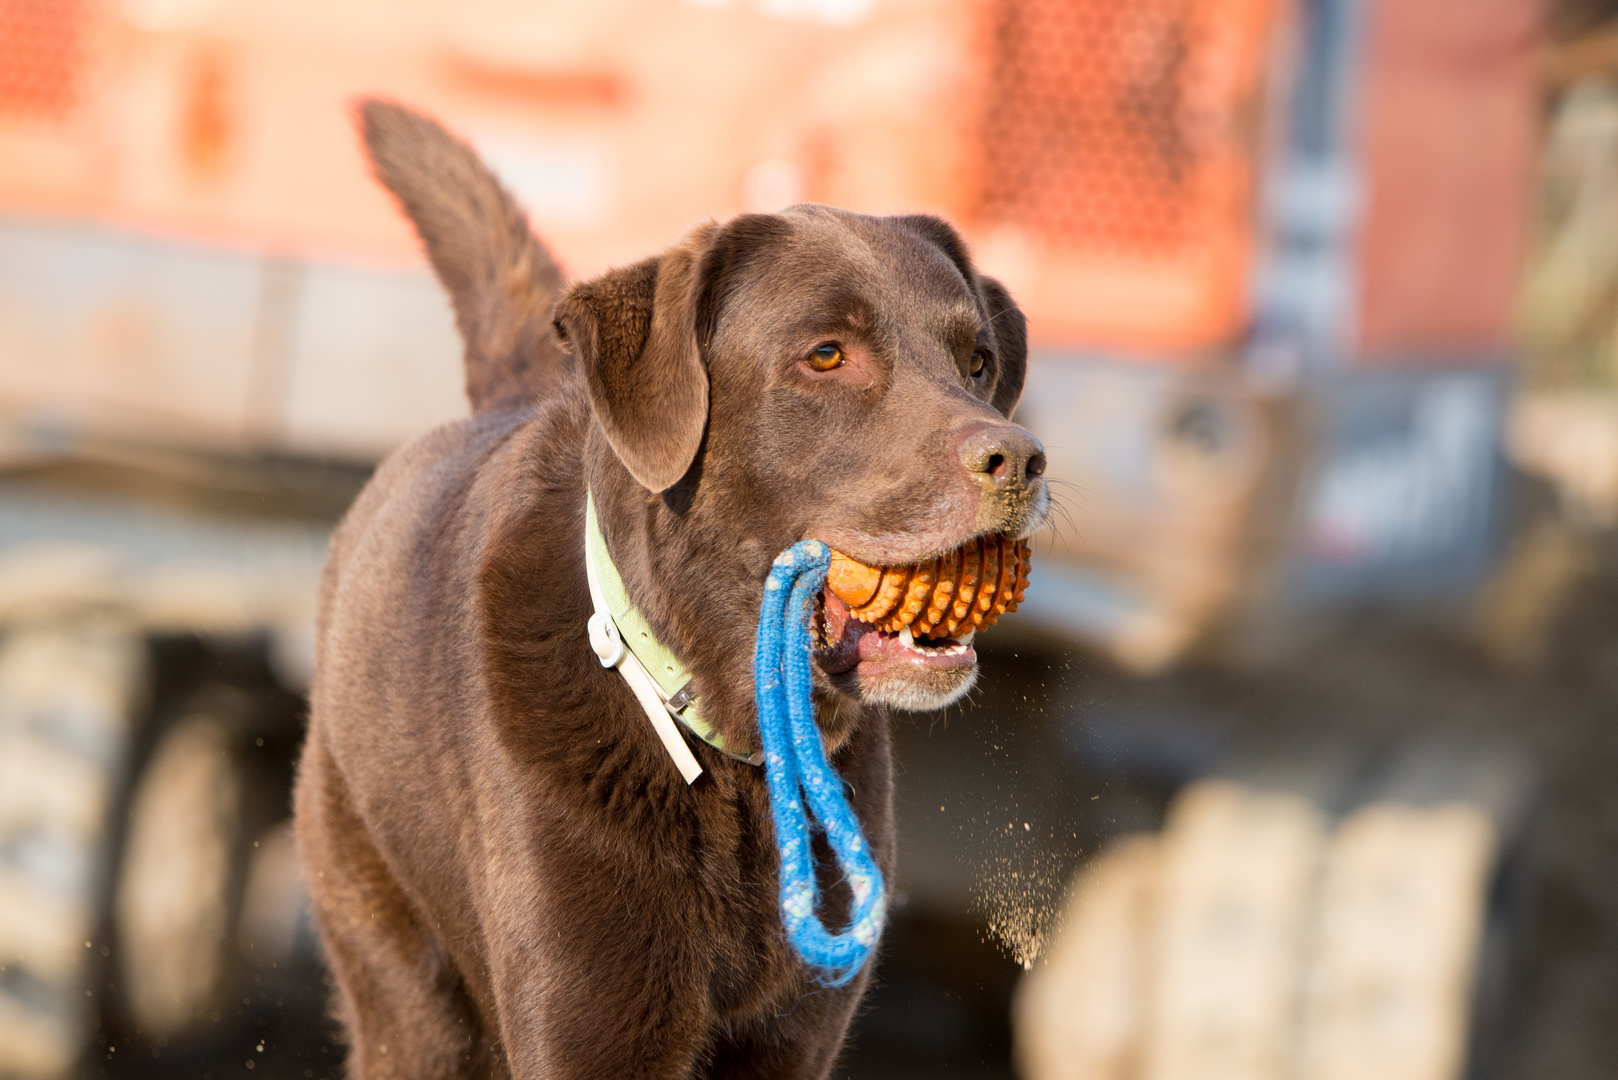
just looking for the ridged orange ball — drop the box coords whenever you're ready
[825,535,1031,639]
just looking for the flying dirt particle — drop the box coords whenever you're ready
[964,811,1074,969]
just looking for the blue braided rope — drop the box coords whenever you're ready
[754,540,887,986]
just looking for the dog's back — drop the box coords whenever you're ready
[308,100,585,823]
[308,101,582,803]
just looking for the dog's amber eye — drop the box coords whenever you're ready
[808,344,845,372]
[969,349,988,377]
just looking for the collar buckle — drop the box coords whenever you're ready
[665,681,697,714]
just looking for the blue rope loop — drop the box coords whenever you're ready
[753,540,887,987]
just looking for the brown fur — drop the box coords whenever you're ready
[295,102,1047,1078]
[360,102,570,412]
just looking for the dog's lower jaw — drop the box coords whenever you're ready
[816,587,982,712]
[839,662,979,713]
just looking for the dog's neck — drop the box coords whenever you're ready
[584,437,772,759]
[584,489,763,767]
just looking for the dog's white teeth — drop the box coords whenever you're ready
[894,625,975,656]
[957,629,975,647]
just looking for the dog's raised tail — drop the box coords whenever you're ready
[358,100,568,415]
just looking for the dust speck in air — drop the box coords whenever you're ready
[925,647,1095,970]
[953,710,1088,970]
[964,810,1074,969]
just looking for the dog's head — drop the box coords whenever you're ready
[556,206,1046,714]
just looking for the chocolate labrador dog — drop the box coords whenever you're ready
[294,102,1047,1079]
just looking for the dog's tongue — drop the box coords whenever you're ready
[816,589,865,674]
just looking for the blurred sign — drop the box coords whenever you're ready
[1009,359,1507,669]
[1292,368,1508,598]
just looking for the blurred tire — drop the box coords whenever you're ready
[114,713,243,1039]
[108,677,298,1051]
[0,622,142,1080]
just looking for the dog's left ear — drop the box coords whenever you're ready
[554,225,717,493]
[894,214,1028,419]
[977,275,1027,418]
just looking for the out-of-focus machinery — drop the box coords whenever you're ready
[0,0,1544,659]
[0,0,1560,1077]
[998,0,1541,671]
[0,453,347,1076]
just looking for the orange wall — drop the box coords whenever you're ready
[1355,0,1544,359]
[0,0,1282,353]
[0,0,976,276]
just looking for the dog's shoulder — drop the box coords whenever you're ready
[316,385,589,697]
[326,409,525,587]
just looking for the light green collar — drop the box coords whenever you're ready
[584,492,760,764]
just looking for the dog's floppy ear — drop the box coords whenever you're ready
[553,225,716,493]
[978,275,1028,418]
[895,214,1029,419]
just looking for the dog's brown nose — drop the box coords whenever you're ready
[956,424,1046,491]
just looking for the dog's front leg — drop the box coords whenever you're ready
[702,975,872,1080]
[482,864,712,1078]
[296,737,491,1080]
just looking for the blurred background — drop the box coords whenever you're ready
[1,0,1617,1076]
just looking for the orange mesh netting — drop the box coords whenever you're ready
[974,0,1274,261]
[0,0,91,122]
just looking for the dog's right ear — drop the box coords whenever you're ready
[553,225,717,493]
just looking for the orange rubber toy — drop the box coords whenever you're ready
[825,536,1031,639]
